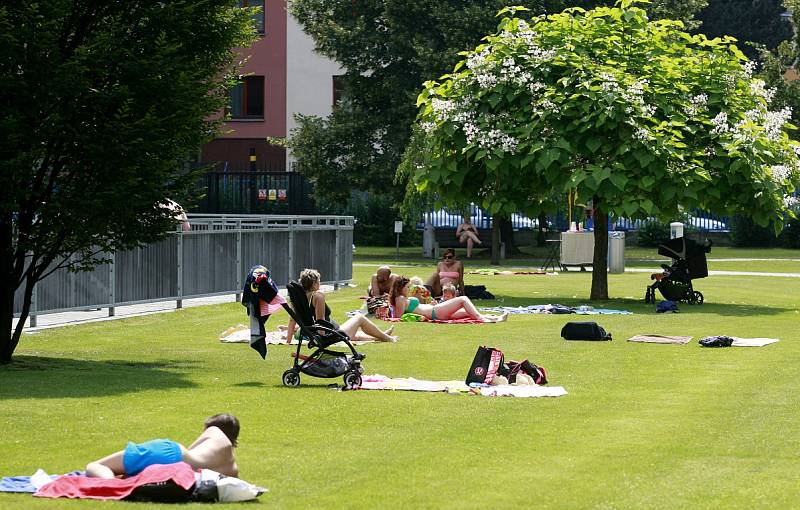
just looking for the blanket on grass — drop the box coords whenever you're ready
[34,463,196,500]
[729,337,779,347]
[628,334,693,344]
[0,470,83,493]
[467,269,553,276]
[379,316,486,325]
[360,374,567,398]
[219,325,376,345]
[480,305,632,315]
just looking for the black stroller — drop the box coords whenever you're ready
[645,237,712,305]
[280,280,365,389]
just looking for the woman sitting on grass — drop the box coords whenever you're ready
[388,276,507,322]
[285,268,398,343]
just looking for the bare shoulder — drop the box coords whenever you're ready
[203,426,233,446]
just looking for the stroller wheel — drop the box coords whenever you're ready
[693,291,704,305]
[282,369,300,387]
[343,371,362,389]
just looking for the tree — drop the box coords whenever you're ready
[693,0,793,62]
[405,1,800,299]
[287,0,709,205]
[0,2,255,363]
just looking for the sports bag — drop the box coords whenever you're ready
[500,359,548,385]
[699,335,734,347]
[465,346,504,385]
[560,321,612,341]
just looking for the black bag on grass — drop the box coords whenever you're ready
[465,346,505,384]
[561,322,612,341]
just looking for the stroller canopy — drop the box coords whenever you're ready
[657,237,711,279]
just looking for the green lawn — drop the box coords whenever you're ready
[2,252,799,509]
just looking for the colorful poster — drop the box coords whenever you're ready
[258,189,267,201]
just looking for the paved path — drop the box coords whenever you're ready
[13,285,342,334]
[15,263,800,333]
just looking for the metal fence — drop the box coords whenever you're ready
[422,206,729,232]
[14,215,354,325]
[195,172,316,215]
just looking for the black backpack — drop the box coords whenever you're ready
[560,322,612,341]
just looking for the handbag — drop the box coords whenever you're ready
[465,346,505,385]
[560,321,612,341]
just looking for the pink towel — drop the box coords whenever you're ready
[259,293,287,316]
[35,462,195,500]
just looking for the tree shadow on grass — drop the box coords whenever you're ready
[481,295,791,317]
[0,356,198,400]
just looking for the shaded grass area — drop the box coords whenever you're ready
[2,262,799,509]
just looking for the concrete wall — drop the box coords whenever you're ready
[285,8,343,170]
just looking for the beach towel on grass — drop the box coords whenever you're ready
[35,463,196,500]
[360,374,567,398]
[467,269,551,276]
[628,335,693,344]
[480,304,631,315]
[730,337,779,347]
[220,325,375,346]
[380,316,486,325]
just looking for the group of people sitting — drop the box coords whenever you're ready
[82,249,505,480]
[368,249,507,323]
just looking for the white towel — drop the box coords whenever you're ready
[730,337,780,347]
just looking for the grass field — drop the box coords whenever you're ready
[2,247,799,509]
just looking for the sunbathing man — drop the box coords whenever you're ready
[369,265,397,297]
[86,414,239,479]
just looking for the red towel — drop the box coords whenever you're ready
[381,317,485,324]
[34,462,195,500]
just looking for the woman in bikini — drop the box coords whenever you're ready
[285,268,398,343]
[425,248,464,297]
[456,216,482,258]
[389,276,507,322]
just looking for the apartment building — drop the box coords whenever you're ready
[200,1,342,171]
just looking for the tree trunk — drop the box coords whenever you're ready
[590,204,609,300]
[537,212,548,247]
[0,226,19,364]
[491,219,500,265]
[499,218,520,254]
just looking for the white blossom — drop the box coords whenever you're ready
[764,107,793,140]
[633,127,651,141]
[743,61,757,79]
[750,79,777,103]
[783,194,799,209]
[771,164,791,183]
[685,94,708,116]
[710,111,729,135]
[421,122,437,135]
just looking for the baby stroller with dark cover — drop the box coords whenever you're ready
[280,280,365,389]
[645,237,712,305]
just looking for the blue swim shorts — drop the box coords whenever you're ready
[122,439,182,476]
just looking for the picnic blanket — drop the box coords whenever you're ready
[380,316,486,325]
[467,269,553,276]
[219,325,376,346]
[0,470,83,493]
[360,374,567,398]
[628,334,694,344]
[480,304,632,315]
[729,337,779,347]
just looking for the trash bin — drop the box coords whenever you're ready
[607,231,625,274]
[670,221,684,239]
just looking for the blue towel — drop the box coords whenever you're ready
[0,471,83,493]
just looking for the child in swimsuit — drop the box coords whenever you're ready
[389,276,507,322]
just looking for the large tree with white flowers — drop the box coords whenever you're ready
[405,0,800,299]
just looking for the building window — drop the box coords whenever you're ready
[229,76,264,119]
[333,75,347,106]
[239,0,265,34]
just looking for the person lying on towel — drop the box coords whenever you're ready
[389,276,507,323]
[86,414,239,479]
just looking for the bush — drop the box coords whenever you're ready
[636,221,671,247]
[316,192,420,246]
[730,215,779,247]
[779,220,800,248]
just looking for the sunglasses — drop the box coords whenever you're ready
[443,255,454,259]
